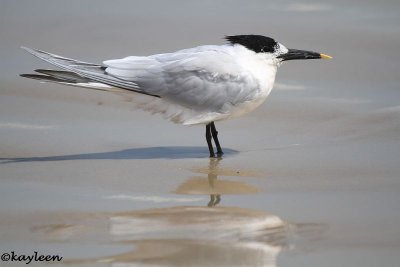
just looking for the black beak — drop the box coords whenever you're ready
[278,49,332,61]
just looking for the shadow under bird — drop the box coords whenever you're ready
[21,34,331,157]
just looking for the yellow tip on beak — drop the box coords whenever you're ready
[320,53,332,59]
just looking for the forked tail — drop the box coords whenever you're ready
[20,47,160,97]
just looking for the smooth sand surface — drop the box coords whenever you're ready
[1,1,400,266]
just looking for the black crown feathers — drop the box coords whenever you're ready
[225,35,278,53]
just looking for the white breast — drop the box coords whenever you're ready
[208,47,278,122]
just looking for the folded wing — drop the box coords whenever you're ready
[104,45,259,112]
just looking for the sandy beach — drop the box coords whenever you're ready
[1,1,400,266]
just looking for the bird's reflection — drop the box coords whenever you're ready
[175,157,259,207]
[207,158,221,207]
[28,158,324,267]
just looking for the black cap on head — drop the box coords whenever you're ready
[225,35,278,53]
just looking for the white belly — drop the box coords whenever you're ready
[223,93,270,120]
[181,85,273,125]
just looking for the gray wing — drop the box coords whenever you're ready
[104,46,260,112]
[22,46,259,112]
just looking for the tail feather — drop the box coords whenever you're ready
[20,73,71,83]
[20,47,160,98]
[20,70,126,92]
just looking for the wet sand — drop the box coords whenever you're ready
[1,1,400,266]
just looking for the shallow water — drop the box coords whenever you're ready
[1,0,400,266]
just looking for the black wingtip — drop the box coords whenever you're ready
[20,73,36,78]
[20,73,60,82]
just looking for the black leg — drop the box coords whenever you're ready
[210,122,223,156]
[205,123,215,157]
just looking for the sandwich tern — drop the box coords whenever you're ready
[21,35,331,157]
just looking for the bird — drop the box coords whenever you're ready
[20,34,331,158]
